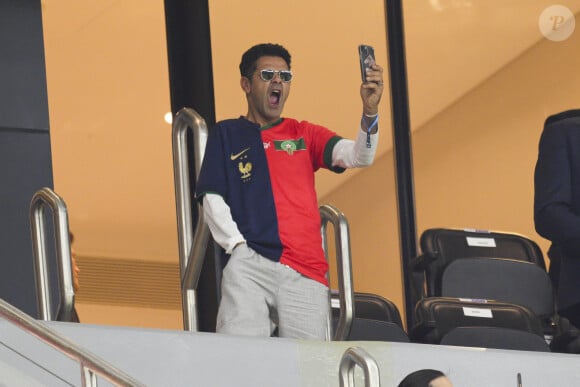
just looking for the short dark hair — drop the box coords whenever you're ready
[239,43,291,79]
[398,369,446,387]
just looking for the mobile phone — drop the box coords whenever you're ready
[358,44,375,83]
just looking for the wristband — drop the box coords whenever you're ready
[362,114,379,148]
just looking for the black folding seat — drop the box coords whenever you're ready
[413,228,546,298]
[343,292,404,325]
[331,292,409,342]
[411,227,580,352]
[409,297,549,352]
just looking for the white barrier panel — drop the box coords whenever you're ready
[1,320,579,386]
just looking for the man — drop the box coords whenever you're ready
[195,43,384,339]
[534,109,580,328]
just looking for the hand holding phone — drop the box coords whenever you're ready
[358,44,375,83]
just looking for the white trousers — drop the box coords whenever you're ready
[216,244,330,339]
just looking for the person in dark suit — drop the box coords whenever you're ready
[534,109,580,328]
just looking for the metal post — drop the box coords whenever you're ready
[384,0,419,328]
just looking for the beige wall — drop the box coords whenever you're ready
[42,2,580,329]
[43,0,180,328]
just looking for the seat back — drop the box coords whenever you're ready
[441,257,555,318]
[353,292,404,326]
[331,292,409,342]
[410,297,545,345]
[417,228,546,297]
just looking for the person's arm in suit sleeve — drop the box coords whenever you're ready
[534,123,580,256]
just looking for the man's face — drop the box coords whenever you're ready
[242,55,291,126]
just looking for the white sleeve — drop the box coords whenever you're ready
[331,128,379,168]
[202,193,245,254]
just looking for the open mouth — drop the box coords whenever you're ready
[269,89,281,106]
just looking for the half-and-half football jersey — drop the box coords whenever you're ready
[195,117,344,285]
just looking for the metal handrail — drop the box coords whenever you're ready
[320,204,354,341]
[171,107,210,331]
[30,187,74,322]
[338,346,380,387]
[0,298,145,386]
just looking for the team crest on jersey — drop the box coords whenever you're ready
[238,161,252,180]
[274,138,306,155]
[230,147,252,182]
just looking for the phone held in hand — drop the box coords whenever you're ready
[358,44,375,83]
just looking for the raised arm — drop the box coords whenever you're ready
[331,63,384,168]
